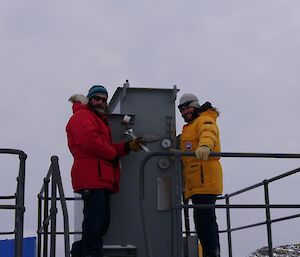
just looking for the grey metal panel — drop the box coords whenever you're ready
[110,88,181,257]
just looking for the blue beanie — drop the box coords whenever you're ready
[87,85,108,98]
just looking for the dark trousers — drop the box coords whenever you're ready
[71,189,110,257]
[191,194,220,255]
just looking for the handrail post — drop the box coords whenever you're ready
[43,177,50,257]
[51,156,71,257]
[225,195,233,257]
[37,193,42,257]
[14,152,27,257]
[263,179,273,257]
[50,160,57,257]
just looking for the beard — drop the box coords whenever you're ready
[182,110,199,123]
[94,105,106,114]
[89,102,108,115]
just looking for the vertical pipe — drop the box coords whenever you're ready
[37,194,42,257]
[50,163,57,257]
[263,180,273,257]
[14,153,26,257]
[14,183,21,257]
[225,195,233,257]
[182,198,190,257]
[174,156,183,257]
[43,178,50,257]
[183,198,190,236]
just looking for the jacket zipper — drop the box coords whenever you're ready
[98,160,101,177]
[200,165,204,184]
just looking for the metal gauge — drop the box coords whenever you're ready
[161,138,172,149]
[158,157,170,170]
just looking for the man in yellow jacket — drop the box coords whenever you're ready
[179,93,223,257]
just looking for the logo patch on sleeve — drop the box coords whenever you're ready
[185,142,192,150]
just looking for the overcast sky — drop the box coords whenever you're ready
[1,1,300,256]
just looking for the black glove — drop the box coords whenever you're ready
[125,137,144,152]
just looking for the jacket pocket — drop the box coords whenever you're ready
[99,159,115,183]
[200,165,204,183]
[185,164,204,190]
[98,160,101,177]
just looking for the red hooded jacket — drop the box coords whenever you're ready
[66,103,128,193]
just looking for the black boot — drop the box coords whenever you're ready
[71,240,82,257]
[205,248,220,257]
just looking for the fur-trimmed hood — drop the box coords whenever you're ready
[199,101,220,116]
[69,94,88,104]
[68,94,89,114]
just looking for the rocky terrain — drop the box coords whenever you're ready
[248,244,300,257]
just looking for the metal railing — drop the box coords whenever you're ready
[37,156,71,257]
[139,151,300,257]
[0,148,27,257]
[217,165,300,257]
[36,151,300,257]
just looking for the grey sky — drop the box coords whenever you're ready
[1,1,300,256]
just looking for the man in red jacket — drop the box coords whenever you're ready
[66,85,142,257]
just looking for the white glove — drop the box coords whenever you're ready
[68,94,88,105]
[195,146,211,160]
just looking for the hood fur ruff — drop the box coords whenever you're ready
[69,94,88,105]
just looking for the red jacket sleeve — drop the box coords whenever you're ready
[113,142,129,157]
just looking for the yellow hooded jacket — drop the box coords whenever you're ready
[180,109,223,199]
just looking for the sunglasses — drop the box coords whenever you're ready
[92,95,108,103]
[178,100,194,111]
